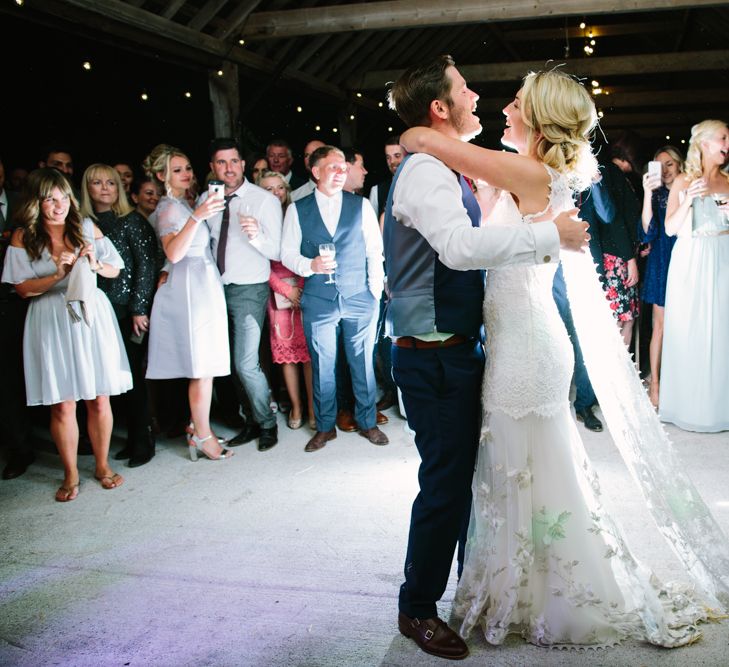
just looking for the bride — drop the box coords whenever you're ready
[400,69,728,649]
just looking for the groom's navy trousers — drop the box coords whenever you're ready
[393,338,484,619]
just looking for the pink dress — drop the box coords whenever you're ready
[267,260,310,364]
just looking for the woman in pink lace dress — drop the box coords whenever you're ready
[257,170,315,430]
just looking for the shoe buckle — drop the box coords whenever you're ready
[424,629,434,641]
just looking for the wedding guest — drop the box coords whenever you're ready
[281,145,386,452]
[202,138,282,452]
[113,162,135,194]
[2,168,131,501]
[258,169,315,430]
[129,176,161,222]
[249,155,268,184]
[80,164,158,467]
[640,146,682,407]
[599,154,641,347]
[661,120,729,432]
[143,144,233,460]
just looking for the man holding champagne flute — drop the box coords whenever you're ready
[281,145,387,452]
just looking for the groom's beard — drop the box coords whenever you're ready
[451,103,483,142]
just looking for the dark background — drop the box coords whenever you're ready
[2,13,402,189]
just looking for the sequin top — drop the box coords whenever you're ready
[93,209,158,315]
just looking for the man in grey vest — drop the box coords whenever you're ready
[281,146,387,452]
[385,56,589,660]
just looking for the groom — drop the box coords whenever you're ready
[384,55,589,660]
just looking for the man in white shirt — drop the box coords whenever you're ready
[281,146,387,452]
[368,135,404,218]
[290,139,325,202]
[385,56,589,659]
[203,138,282,451]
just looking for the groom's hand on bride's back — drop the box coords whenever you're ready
[554,208,590,253]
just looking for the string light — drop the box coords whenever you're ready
[356,92,362,98]
[141,92,149,101]
[15,0,24,5]
[591,80,599,87]
[593,88,603,95]
[238,39,245,45]
[681,139,686,144]
[315,125,321,131]
[349,114,355,120]
[378,102,384,107]
[666,135,671,140]
[579,21,586,29]
[217,70,224,77]
[184,91,191,98]
[82,61,92,70]
[388,126,393,132]
[597,111,604,118]
[332,128,338,133]
[296,106,303,112]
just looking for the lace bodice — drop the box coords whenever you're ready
[483,167,575,418]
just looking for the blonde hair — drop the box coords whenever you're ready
[80,163,133,220]
[653,145,684,171]
[683,120,729,182]
[520,69,598,191]
[142,143,189,196]
[256,169,292,208]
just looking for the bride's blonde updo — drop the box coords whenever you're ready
[142,143,189,196]
[683,119,729,181]
[520,69,598,191]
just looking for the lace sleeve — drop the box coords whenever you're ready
[156,197,189,238]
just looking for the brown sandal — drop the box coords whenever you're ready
[55,483,80,502]
[95,473,124,489]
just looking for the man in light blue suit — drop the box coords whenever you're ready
[281,146,387,452]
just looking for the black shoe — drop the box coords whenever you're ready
[576,407,603,432]
[258,425,278,452]
[2,452,35,480]
[228,423,261,446]
[128,449,155,468]
[114,447,132,461]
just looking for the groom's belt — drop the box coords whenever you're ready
[393,334,472,349]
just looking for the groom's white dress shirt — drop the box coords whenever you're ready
[392,154,560,269]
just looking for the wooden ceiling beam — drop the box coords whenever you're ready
[43,0,377,109]
[240,0,722,39]
[187,0,229,32]
[356,49,729,89]
[215,0,263,40]
[503,21,682,41]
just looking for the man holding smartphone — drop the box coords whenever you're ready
[202,138,283,451]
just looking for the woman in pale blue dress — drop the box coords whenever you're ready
[1,168,132,501]
[142,144,233,460]
[661,119,729,432]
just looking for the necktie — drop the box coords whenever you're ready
[0,202,5,231]
[216,194,236,275]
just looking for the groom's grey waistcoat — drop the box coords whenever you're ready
[383,155,484,338]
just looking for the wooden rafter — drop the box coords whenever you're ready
[240,0,724,39]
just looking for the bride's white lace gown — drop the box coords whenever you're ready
[453,168,712,649]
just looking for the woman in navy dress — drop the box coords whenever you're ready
[639,146,682,407]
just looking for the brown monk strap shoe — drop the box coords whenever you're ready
[336,409,358,432]
[358,426,389,446]
[398,612,469,660]
[305,428,336,452]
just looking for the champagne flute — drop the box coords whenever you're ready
[239,202,259,239]
[319,243,336,284]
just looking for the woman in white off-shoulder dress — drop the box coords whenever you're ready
[401,70,727,650]
[1,168,131,501]
[142,144,233,461]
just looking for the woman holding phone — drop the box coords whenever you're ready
[143,144,234,460]
[639,146,683,407]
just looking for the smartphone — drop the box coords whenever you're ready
[208,179,224,199]
[647,161,662,180]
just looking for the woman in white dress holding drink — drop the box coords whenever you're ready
[659,120,729,432]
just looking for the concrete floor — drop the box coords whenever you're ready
[1,405,728,667]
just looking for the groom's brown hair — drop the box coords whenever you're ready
[388,55,455,128]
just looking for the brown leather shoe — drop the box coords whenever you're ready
[358,426,389,446]
[305,429,336,452]
[376,410,389,425]
[398,612,469,660]
[336,409,358,432]
[376,392,397,411]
